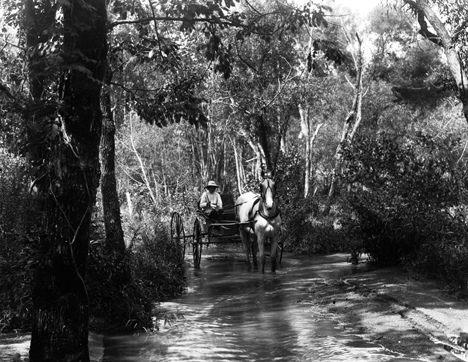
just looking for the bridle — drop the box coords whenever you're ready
[260,178,276,202]
[234,177,281,222]
[258,178,281,222]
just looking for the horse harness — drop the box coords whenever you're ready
[258,179,281,223]
[257,205,281,223]
[235,190,281,225]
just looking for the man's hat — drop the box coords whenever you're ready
[206,180,219,188]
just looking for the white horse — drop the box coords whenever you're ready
[236,177,281,273]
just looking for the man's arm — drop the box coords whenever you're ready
[199,191,209,208]
[217,193,223,210]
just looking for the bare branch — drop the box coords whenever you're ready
[416,9,443,46]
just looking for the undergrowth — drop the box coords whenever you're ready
[86,213,186,332]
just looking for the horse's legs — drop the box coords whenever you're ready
[239,228,251,269]
[251,235,258,271]
[257,233,266,273]
[270,236,278,273]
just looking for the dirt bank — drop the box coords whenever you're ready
[311,265,468,362]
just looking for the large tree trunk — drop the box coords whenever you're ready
[28,1,107,361]
[257,113,273,172]
[100,61,125,260]
[99,60,139,326]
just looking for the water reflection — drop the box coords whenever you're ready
[104,246,426,362]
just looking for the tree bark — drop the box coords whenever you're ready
[27,1,107,361]
[99,61,138,327]
[100,61,126,261]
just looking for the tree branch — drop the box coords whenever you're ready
[234,41,259,73]
[452,18,468,43]
[109,16,245,30]
[416,9,443,46]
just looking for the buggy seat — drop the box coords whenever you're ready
[220,194,236,221]
[196,193,236,222]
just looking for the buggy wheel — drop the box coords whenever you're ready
[193,218,203,268]
[171,212,186,259]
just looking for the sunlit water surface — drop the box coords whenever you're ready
[103,245,427,362]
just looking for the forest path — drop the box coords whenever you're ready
[103,246,446,361]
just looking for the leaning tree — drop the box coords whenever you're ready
[398,0,468,122]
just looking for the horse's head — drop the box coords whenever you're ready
[259,177,276,210]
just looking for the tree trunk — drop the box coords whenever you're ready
[308,123,323,196]
[129,115,157,206]
[299,105,323,198]
[402,0,468,123]
[28,1,107,361]
[100,61,126,261]
[328,34,364,199]
[99,61,139,327]
[232,137,244,194]
[299,105,311,198]
[257,113,273,172]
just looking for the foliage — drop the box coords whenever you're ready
[130,219,186,301]
[116,119,202,218]
[411,227,468,296]
[86,242,151,331]
[87,213,186,331]
[0,151,40,332]
[275,149,306,243]
[2,0,468,338]
[341,132,468,267]
[0,230,35,332]
[275,149,346,253]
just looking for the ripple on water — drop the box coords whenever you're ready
[103,249,427,362]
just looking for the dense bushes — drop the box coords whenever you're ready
[131,223,185,300]
[275,150,347,253]
[341,133,468,293]
[86,241,152,331]
[0,231,36,332]
[0,150,38,332]
[86,212,186,331]
[0,149,187,332]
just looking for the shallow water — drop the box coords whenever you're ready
[103,245,427,362]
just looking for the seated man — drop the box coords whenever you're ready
[199,181,223,220]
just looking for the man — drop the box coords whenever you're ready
[199,181,223,220]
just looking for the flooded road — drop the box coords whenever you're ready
[104,245,426,361]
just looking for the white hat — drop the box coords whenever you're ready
[206,181,219,188]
